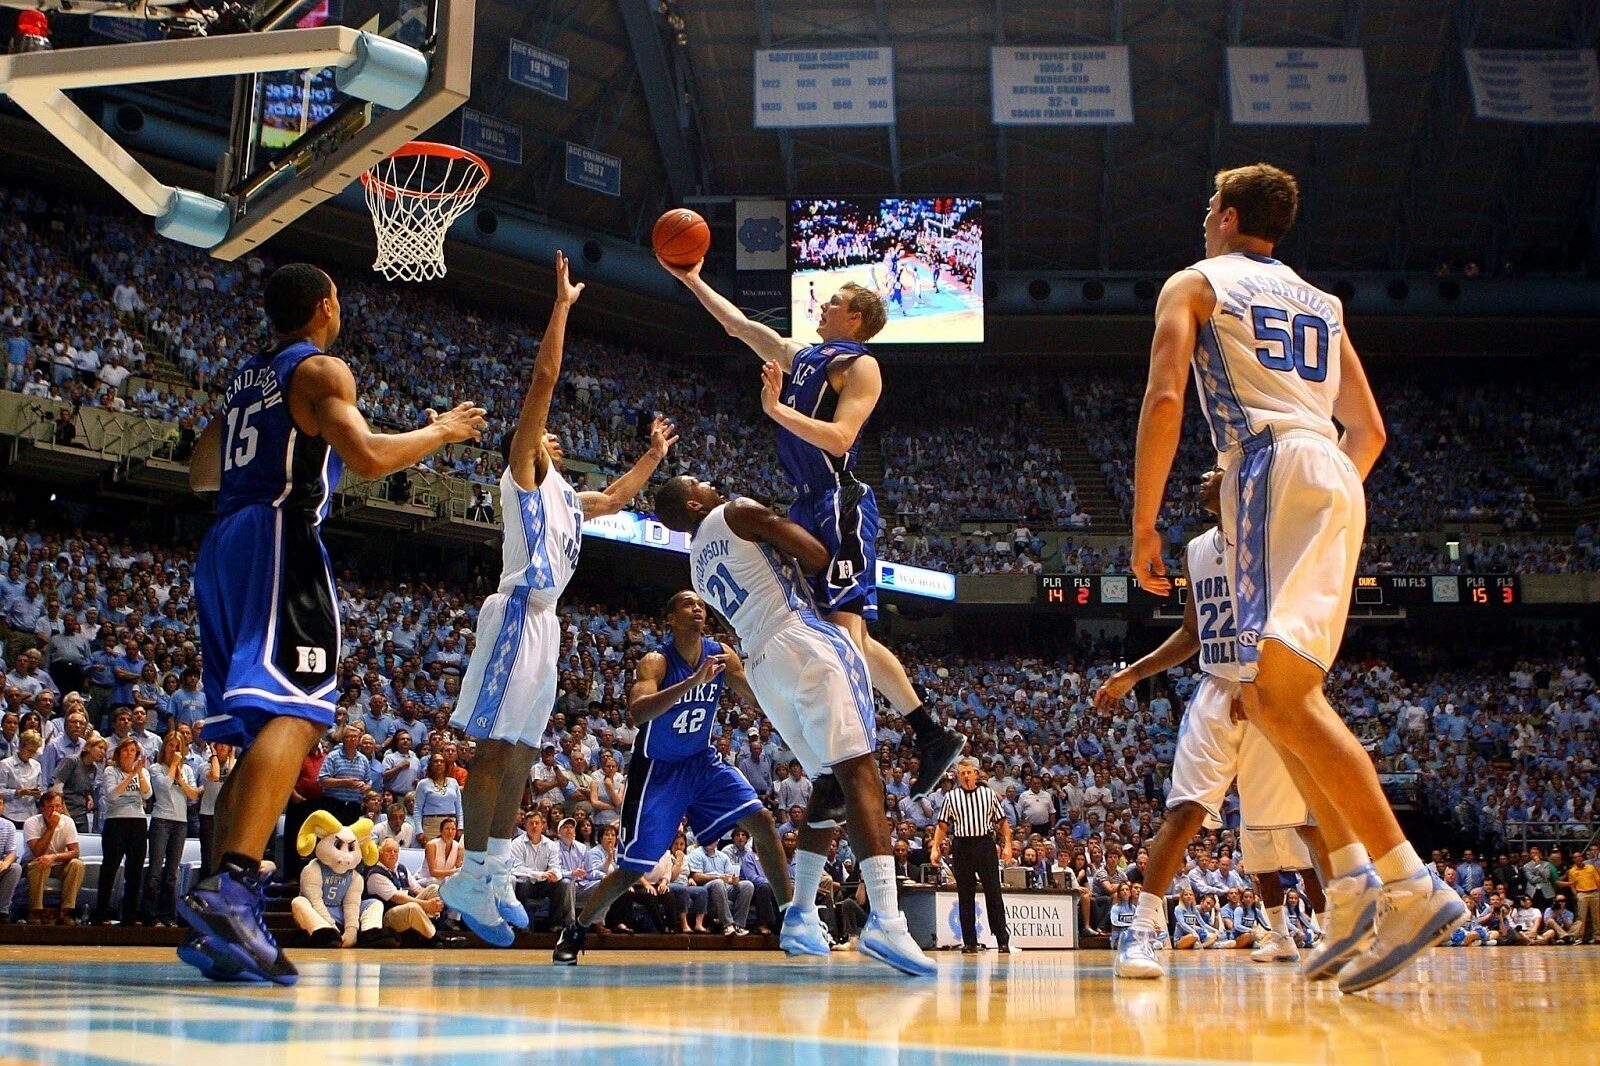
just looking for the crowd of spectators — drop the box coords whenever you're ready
[1,514,1593,943]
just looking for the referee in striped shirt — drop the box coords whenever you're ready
[929,757,1013,954]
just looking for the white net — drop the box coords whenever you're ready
[361,145,490,282]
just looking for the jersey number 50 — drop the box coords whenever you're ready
[1251,307,1329,383]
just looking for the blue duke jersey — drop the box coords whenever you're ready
[1186,253,1345,456]
[195,339,343,749]
[1186,528,1239,681]
[495,464,583,610]
[216,340,344,520]
[637,637,726,761]
[777,341,868,496]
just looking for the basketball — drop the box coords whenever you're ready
[652,208,710,268]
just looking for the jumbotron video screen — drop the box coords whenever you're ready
[789,197,984,345]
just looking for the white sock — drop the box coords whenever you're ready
[1373,842,1426,885]
[487,838,513,862]
[793,850,825,912]
[1266,906,1290,936]
[1134,891,1167,931]
[1329,843,1372,879]
[861,854,898,916]
[464,848,487,869]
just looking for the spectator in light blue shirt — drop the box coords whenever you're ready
[687,839,753,935]
[721,826,779,933]
[1456,850,1485,894]
[318,725,372,822]
[167,670,206,730]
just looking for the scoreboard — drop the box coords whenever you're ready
[1037,574,1521,609]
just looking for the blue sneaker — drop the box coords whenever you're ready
[177,929,264,983]
[1113,925,1164,979]
[1337,870,1469,993]
[176,871,297,986]
[857,913,937,977]
[487,857,528,929]
[780,905,830,957]
[1301,866,1380,981]
[439,863,515,947]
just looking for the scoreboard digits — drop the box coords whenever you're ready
[1038,574,1520,609]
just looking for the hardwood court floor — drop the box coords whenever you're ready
[0,945,1594,1065]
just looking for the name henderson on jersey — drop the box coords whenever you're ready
[225,366,285,409]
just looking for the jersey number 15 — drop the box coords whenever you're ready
[223,402,262,471]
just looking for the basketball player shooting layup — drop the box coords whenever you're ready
[1097,468,1331,978]
[181,264,488,984]
[659,256,967,814]
[439,252,680,948]
[1131,163,1465,992]
[552,590,792,965]
[653,475,936,976]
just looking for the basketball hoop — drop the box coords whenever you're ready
[359,141,491,282]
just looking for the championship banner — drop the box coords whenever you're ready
[754,48,895,128]
[1227,47,1370,125]
[931,891,1078,949]
[1464,49,1600,124]
[735,199,786,271]
[990,46,1133,125]
[460,109,522,165]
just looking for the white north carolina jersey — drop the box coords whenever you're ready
[1185,528,1239,682]
[689,503,815,649]
[1187,252,1344,456]
[496,464,583,609]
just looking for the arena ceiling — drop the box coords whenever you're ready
[350,0,1600,277]
[14,0,1600,280]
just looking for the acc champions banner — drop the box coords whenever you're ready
[990,47,1133,125]
[1464,49,1600,124]
[932,891,1078,949]
[1227,48,1370,125]
[754,48,895,128]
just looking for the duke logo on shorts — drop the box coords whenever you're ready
[688,503,875,776]
[450,463,583,746]
[1187,251,1365,681]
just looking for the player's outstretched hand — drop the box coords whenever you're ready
[691,653,726,687]
[1132,527,1170,596]
[428,402,489,444]
[657,254,702,283]
[1093,669,1136,713]
[554,250,585,306]
[759,361,784,417]
[647,416,679,462]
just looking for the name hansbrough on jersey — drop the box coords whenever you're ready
[1187,252,1345,455]
[1186,528,1239,681]
[688,503,815,650]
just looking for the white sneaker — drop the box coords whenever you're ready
[1251,930,1300,963]
[1113,925,1165,979]
[1301,866,1379,981]
[857,913,937,977]
[486,857,528,930]
[439,864,515,948]
[1337,871,1468,993]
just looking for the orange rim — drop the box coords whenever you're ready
[359,141,492,202]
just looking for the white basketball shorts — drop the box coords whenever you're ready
[1167,674,1309,861]
[746,616,877,774]
[449,587,559,746]
[1220,429,1365,681]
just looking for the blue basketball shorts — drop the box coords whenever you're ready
[789,480,879,621]
[616,752,763,873]
[195,506,339,749]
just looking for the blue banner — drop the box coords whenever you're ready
[509,39,570,101]
[461,108,523,165]
[565,143,622,196]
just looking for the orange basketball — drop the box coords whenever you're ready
[652,208,710,268]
